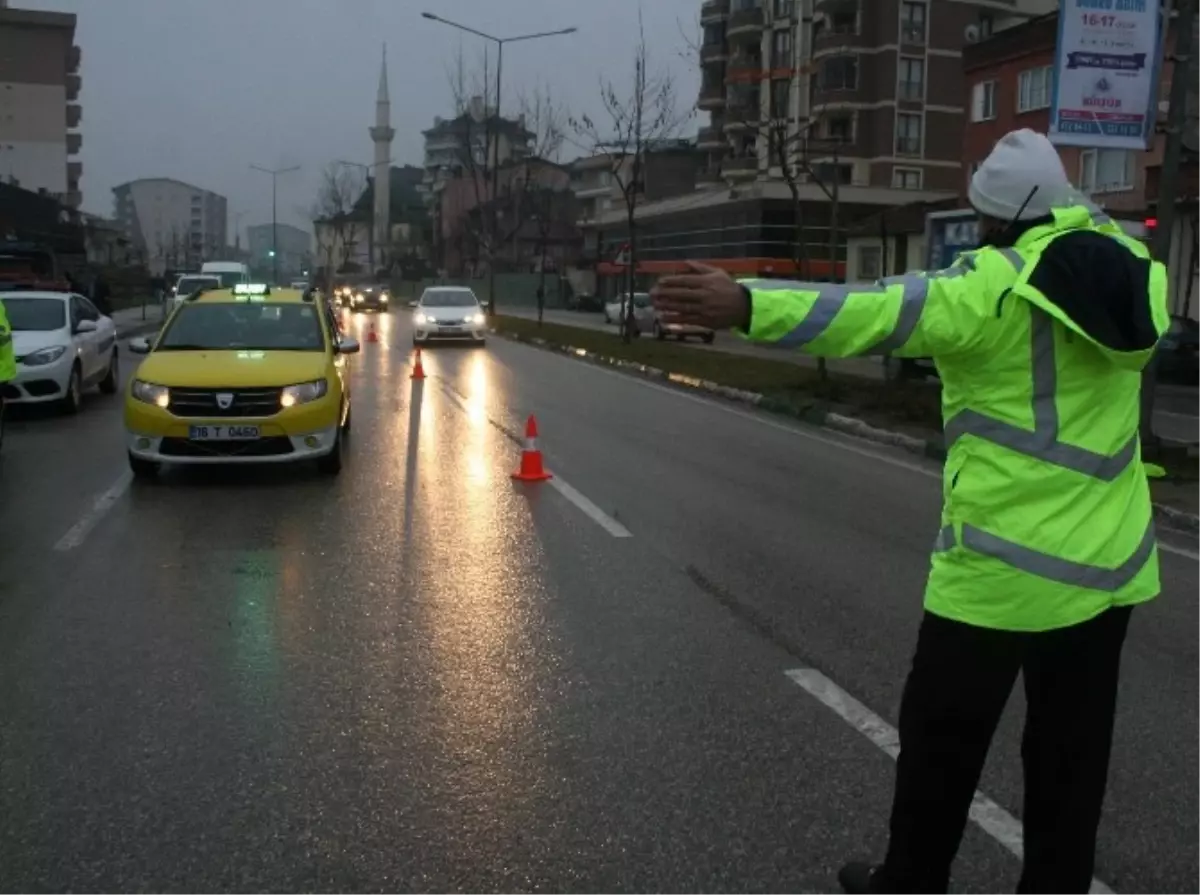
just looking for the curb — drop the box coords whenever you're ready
[494,327,1200,537]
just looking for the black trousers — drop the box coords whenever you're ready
[876,606,1133,894]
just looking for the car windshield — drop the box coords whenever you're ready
[421,290,477,307]
[176,277,219,296]
[1,296,66,331]
[158,302,324,351]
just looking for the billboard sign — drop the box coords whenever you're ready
[925,210,980,271]
[1048,0,1164,150]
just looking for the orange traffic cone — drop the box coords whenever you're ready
[511,414,552,482]
[411,347,426,380]
[366,320,379,343]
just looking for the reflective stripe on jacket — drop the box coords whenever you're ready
[740,204,1169,632]
[0,299,15,382]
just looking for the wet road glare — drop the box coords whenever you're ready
[0,308,1195,893]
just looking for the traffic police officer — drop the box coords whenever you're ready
[0,295,15,450]
[651,129,1168,893]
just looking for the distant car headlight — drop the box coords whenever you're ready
[279,379,329,408]
[380,292,389,303]
[354,293,364,303]
[21,345,68,367]
[132,380,170,408]
[470,312,485,325]
[415,312,429,325]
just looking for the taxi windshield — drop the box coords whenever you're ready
[2,296,66,331]
[158,302,324,351]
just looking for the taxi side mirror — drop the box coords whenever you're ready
[128,336,152,355]
[337,337,360,355]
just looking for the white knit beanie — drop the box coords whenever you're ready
[968,129,1072,221]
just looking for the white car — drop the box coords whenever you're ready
[0,290,119,413]
[171,274,220,310]
[413,287,487,346]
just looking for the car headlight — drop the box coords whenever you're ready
[279,379,329,408]
[21,345,68,366]
[380,293,389,303]
[415,312,429,325]
[469,312,485,325]
[132,380,170,408]
[354,293,364,302]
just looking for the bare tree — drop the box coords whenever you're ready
[310,162,365,287]
[441,48,566,312]
[570,10,692,342]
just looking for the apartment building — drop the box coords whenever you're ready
[418,96,534,202]
[113,178,229,274]
[0,2,83,208]
[570,142,702,226]
[698,0,1053,191]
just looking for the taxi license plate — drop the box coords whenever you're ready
[189,424,260,441]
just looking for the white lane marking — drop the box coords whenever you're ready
[498,341,1200,561]
[433,376,633,539]
[783,668,1115,895]
[53,470,132,552]
[547,476,632,538]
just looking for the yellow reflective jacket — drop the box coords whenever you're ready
[740,204,1169,632]
[0,299,14,382]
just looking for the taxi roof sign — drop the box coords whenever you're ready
[232,283,271,297]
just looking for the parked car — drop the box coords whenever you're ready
[604,292,714,343]
[0,288,119,414]
[604,292,650,325]
[1157,315,1199,384]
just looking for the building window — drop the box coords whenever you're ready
[898,57,924,101]
[1017,66,1053,113]
[858,245,883,279]
[703,23,724,45]
[893,167,923,189]
[1080,149,1134,194]
[821,55,858,91]
[971,81,997,121]
[812,162,853,186]
[773,0,792,18]
[824,112,854,143]
[771,78,791,119]
[896,113,922,155]
[772,28,792,68]
[829,5,858,34]
[900,1,926,44]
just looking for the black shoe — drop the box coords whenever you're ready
[838,861,879,894]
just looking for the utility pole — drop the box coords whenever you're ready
[250,164,300,284]
[1140,0,1196,450]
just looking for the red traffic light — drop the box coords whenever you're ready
[1145,217,1158,229]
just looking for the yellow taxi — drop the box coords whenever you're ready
[124,283,358,478]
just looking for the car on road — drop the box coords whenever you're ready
[171,274,221,310]
[603,292,649,325]
[199,261,250,288]
[604,292,715,343]
[0,289,119,414]
[124,283,359,478]
[348,283,390,312]
[412,286,486,346]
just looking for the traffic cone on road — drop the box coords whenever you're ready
[411,347,426,381]
[511,415,552,482]
[366,320,379,343]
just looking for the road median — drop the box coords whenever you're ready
[493,314,1200,534]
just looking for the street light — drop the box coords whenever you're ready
[420,11,577,315]
[336,158,394,273]
[250,163,301,284]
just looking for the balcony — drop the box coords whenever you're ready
[726,90,761,123]
[574,182,613,200]
[67,132,82,155]
[700,0,730,24]
[66,74,81,101]
[698,126,726,150]
[698,82,726,109]
[700,42,727,65]
[724,155,759,179]
[66,104,81,128]
[727,5,764,40]
[67,161,82,182]
[67,45,80,73]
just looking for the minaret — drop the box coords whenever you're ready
[369,45,394,272]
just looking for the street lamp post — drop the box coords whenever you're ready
[250,163,301,284]
[421,11,576,316]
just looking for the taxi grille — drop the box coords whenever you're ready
[169,387,282,418]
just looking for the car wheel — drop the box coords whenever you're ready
[316,430,343,476]
[60,364,83,415]
[128,451,158,480]
[654,322,666,341]
[701,332,715,344]
[99,350,119,395]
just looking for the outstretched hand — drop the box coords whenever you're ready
[650,262,750,331]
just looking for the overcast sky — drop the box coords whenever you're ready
[20,0,700,238]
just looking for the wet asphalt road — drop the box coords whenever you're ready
[0,310,1196,893]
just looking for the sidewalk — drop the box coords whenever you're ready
[111,302,167,338]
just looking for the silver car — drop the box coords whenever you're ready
[412,287,487,346]
[605,291,715,343]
